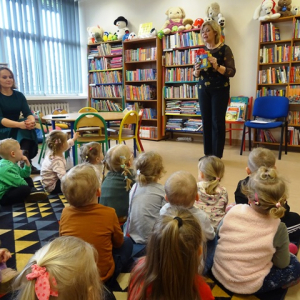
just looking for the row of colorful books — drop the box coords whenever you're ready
[258,66,289,84]
[288,127,300,145]
[166,118,202,132]
[109,56,122,68]
[294,19,300,39]
[259,45,290,64]
[142,108,157,119]
[88,70,122,85]
[125,84,156,100]
[256,87,286,98]
[162,31,204,50]
[125,69,157,81]
[292,45,300,61]
[165,100,200,115]
[257,129,277,143]
[90,85,123,98]
[165,67,194,82]
[97,43,122,56]
[288,111,300,124]
[164,84,198,99]
[124,47,157,62]
[260,22,280,42]
[164,48,199,66]
[91,99,122,112]
[289,66,300,83]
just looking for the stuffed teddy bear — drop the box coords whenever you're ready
[277,0,293,17]
[161,7,193,35]
[114,16,130,40]
[87,26,104,44]
[206,2,226,28]
[292,5,300,15]
[253,0,281,20]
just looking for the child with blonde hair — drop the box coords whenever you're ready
[41,130,79,194]
[161,171,216,274]
[60,164,133,287]
[128,207,214,300]
[126,151,166,244]
[12,236,103,300]
[213,167,300,294]
[100,144,135,222]
[0,138,47,205]
[195,155,228,230]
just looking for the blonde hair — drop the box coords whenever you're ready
[248,147,276,173]
[198,155,224,195]
[201,20,221,44]
[0,138,19,160]
[12,236,103,300]
[0,67,17,90]
[104,144,132,191]
[128,207,203,300]
[46,130,68,158]
[165,171,197,207]
[80,142,103,164]
[135,151,165,186]
[61,164,100,207]
[242,167,287,219]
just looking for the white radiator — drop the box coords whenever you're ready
[29,103,70,115]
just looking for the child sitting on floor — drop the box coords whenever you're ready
[0,138,47,205]
[234,147,300,247]
[126,151,166,244]
[161,171,216,274]
[100,144,135,223]
[60,164,133,287]
[128,207,214,300]
[41,130,79,194]
[212,167,300,294]
[12,236,103,300]
[195,155,228,230]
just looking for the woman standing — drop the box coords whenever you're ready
[0,67,39,173]
[194,21,236,159]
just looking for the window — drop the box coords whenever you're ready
[0,0,82,96]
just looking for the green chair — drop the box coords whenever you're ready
[74,113,109,165]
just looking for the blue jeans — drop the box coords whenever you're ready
[203,235,218,275]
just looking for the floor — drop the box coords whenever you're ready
[32,139,300,299]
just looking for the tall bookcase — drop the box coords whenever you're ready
[123,37,162,140]
[255,16,300,149]
[87,41,124,112]
[162,29,204,137]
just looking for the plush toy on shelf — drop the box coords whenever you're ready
[253,0,281,21]
[292,5,300,15]
[87,26,104,44]
[161,7,193,35]
[128,32,137,40]
[277,0,293,17]
[206,2,226,28]
[114,16,130,40]
[193,18,204,29]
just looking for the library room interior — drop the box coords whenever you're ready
[1,0,300,299]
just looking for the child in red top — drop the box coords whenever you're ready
[128,207,214,300]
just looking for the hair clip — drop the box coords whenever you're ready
[54,138,61,144]
[120,155,126,159]
[173,216,183,228]
[216,177,220,181]
[276,202,281,208]
[136,169,141,175]
[86,155,88,159]
[89,147,93,151]
[120,164,125,168]
[254,192,260,205]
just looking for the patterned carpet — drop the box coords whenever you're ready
[0,181,287,300]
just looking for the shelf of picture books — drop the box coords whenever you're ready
[123,37,162,140]
[87,40,124,110]
[225,98,247,122]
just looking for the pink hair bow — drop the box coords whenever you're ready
[26,264,58,300]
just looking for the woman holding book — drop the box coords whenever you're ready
[193,20,236,159]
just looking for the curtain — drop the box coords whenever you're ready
[0,0,82,95]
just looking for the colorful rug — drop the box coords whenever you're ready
[0,181,288,300]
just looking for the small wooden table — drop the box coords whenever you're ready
[42,112,125,164]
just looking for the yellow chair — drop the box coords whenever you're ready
[109,110,142,156]
[52,108,69,129]
[78,107,98,113]
[74,113,109,165]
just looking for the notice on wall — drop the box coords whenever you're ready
[138,22,153,36]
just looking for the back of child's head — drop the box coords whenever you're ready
[80,142,103,164]
[242,166,287,219]
[104,144,132,191]
[46,130,68,157]
[129,207,203,300]
[0,138,19,160]
[198,155,225,195]
[13,236,102,300]
[135,151,165,186]
[165,171,197,207]
[61,163,100,207]
[248,147,276,173]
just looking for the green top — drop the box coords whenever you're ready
[0,159,31,199]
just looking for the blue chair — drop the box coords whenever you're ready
[240,96,289,160]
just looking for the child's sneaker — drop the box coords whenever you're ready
[25,189,48,202]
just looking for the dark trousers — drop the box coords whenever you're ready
[50,179,62,194]
[198,86,230,158]
[1,177,34,205]
[20,138,37,160]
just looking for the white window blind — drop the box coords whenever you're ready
[0,0,82,96]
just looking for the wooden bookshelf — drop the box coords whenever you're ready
[123,37,162,140]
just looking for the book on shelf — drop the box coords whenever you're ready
[275,27,280,41]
